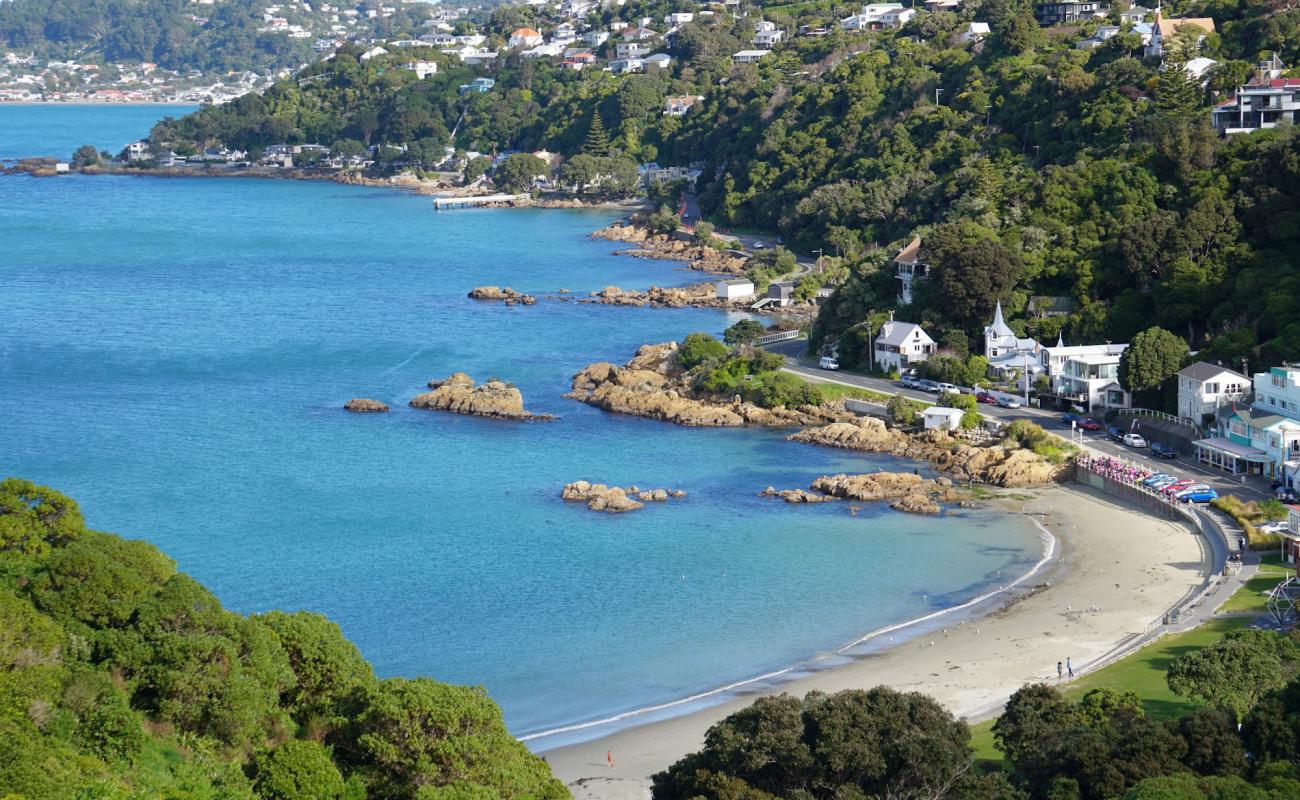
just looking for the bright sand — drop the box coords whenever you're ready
[544,484,1208,800]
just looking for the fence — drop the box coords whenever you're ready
[755,329,801,345]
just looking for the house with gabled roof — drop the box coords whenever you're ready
[874,317,935,374]
[894,236,925,305]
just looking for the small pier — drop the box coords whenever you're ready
[433,193,528,209]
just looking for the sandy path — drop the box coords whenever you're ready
[542,484,1208,800]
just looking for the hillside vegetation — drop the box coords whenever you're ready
[0,477,565,800]
[147,0,1300,372]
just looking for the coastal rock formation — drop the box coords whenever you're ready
[762,471,964,514]
[788,418,1068,487]
[468,286,537,305]
[561,480,686,513]
[343,398,390,413]
[760,487,835,503]
[566,343,854,428]
[592,219,750,275]
[411,373,554,421]
[891,494,942,515]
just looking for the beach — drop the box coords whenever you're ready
[543,484,1208,800]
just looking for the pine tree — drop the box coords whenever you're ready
[1154,35,1204,116]
[582,111,610,156]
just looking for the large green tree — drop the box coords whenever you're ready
[1119,327,1189,394]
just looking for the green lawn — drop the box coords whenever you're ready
[969,616,1254,765]
[1217,554,1291,614]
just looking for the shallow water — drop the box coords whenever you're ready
[0,104,1042,741]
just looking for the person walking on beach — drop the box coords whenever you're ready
[1057,661,1063,679]
[1067,657,1074,678]
[607,750,614,769]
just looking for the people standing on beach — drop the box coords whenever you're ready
[1057,661,1063,679]
[1067,657,1074,678]
[607,750,614,768]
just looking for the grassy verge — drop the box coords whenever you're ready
[1211,494,1286,550]
[1217,554,1291,614]
[969,616,1254,766]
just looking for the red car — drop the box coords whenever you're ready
[1079,418,1103,431]
[975,392,998,405]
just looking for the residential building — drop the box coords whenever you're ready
[584,30,610,47]
[924,0,962,11]
[664,94,704,116]
[359,46,388,61]
[983,302,1044,381]
[1033,1,1108,27]
[643,53,672,70]
[1119,5,1152,24]
[893,236,926,305]
[402,61,438,79]
[608,58,646,74]
[615,41,652,59]
[1212,54,1300,134]
[1075,25,1120,49]
[1144,11,1215,58]
[125,141,150,161]
[552,23,578,44]
[959,22,990,42]
[874,319,935,374]
[1026,295,1074,318]
[753,20,784,48]
[1057,351,1130,411]
[924,406,966,432]
[716,279,755,300]
[732,49,771,64]
[509,27,544,48]
[1176,361,1249,424]
[562,52,598,70]
[1038,336,1128,395]
[621,26,659,41]
[523,43,567,59]
[666,12,694,24]
[458,77,495,94]
[767,281,795,307]
[840,3,908,31]
[879,6,917,27]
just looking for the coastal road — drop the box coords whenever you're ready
[765,337,1275,501]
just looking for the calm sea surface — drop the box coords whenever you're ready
[0,104,1042,743]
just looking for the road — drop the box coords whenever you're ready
[766,337,1274,501]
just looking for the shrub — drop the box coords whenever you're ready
[723,319,765,346]
[677,333,728,370]
[1211,495,1281,550]
[887,395,917,426]
[252,740,346,800]
[745,372,823,409]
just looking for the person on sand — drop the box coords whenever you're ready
[607,750,614,768]
[1067,657,1074,678]
[1057,661,1063,679]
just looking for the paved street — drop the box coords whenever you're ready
[765,337,1274,501]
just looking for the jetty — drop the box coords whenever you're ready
[433,193,528,209]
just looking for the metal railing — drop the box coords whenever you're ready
[1116,407,1203,435]
[756,329,800,345]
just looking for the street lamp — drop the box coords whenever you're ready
[935,87,944,105]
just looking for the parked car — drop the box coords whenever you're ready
[1079,418,1103,431]
[1106,425,1125,442]
[997,396,1023,409]
[1277,488,1300,503]
[1150,441,1177,459]
[819,356,840,370]
[1173,484,1211,498]
[1141,473,1173,487]
[1121,433,1147,448]
[1180,488,1219,504]
[976,392,998,405]
[1259,520,1288,534]
[1147,476,1180,490]
[917,379,939,392]
[1061,412,1082,425]
[935,382,959,394]
[752,241,765,250]
[1162,479,1196,496]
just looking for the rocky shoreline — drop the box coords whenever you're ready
[762,472,971,515]
[410,373,554,421]
[788,418,1068,487]
[562,481,687,513]
[566,342,855,428]
[591,219,750,276]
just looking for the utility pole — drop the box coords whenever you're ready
[935,87,943,105]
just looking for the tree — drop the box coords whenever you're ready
[925,224,1024,327]
[0,477,86,556]
[1172,707,1248,777]
[72,144,103,168]
[1119,327,1188,394]
[1167,630,1291,720]
[994,684,1079,766]
[724,319,765,346]
[1154,31,1205,116]
[493,153,546,193]
[582,110,611,156]
[677,333,728,370]
[463,155,491,183]
[252,740,346,800]
[888,395,917,426]
[694,220,716,245]
[648,205,680,234]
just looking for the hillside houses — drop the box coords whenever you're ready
[1213,54,1300,134]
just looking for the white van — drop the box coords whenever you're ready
[819,356,840,370]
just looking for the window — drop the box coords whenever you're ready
[1275,374,1286,389]
[1206,382,1219,394]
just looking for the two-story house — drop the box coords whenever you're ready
[874,318,935,374]
[753,20,784,48]
[894,236,926,305]
[1033,1,1108,26]
[1055,347,1130,411]
[1196,365,1300,481]
[1212,54,1300,134]
[840,3,913,31]
[1176,361,1249,425]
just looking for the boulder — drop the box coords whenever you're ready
[468,286,536,305]
[562,481,684,513]
[344,398,390,413]
[891,493,941,515]
[411,374,553,421]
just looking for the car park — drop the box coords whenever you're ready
[1079,418,1102,431]
[819,356,840,370]
[1106,425,1125,441]
[997,396,1022,409]
[1122,433,1147,448]
[1150,441,1177,459]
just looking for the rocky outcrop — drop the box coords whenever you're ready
[591,220,751,275]
[566,343,855,428]
[561,480,686,513]
[344,398,390,413]
[468,286,536,305]
[761,471,965,514]
[788,418,1069,487]
[410,373,554,421]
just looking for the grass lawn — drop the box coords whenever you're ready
[969,616,1255,766]
[1217,554,1291,615]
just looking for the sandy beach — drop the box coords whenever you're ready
[542,484,1208,800]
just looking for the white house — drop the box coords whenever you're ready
[716,279,755,300]
[753,20,784,48]
[666,12,694,24]
[841,3,912,31]
[664,94,704,116]
[615,41,652,59]
[1212,54,1300,134]
[894,236,925,305]
[983,302,1042,380]
[959,22,990,42]
[1037,334,1127,392]
[1057,350,1131,412]
[924,406,966,432]
[359,46,388,61]
[643,53,673,70]
[1145,12,1215,59]
[584,30,610,47]
[125,141,151,161]
[880,7,916,27]
[1177,361,1249,424]
[874,319,935,374]
[732,49,771,64]
[509,27,544,48]
[402,61,438,79]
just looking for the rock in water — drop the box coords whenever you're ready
[411,374,554,421]
[344,398,390,413]
[468,286,536,305]
[561,481,685,513]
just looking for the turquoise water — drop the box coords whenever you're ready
[0,104,197,161]
[0,105,1042,743]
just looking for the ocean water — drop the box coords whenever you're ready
[0,105,1043,743]
[0,103,197,161]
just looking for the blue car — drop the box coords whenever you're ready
[1150,442,1177,459]
[1180,488,1219,504]
[1061,412,1082,425]
[1141,473,1173,487]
